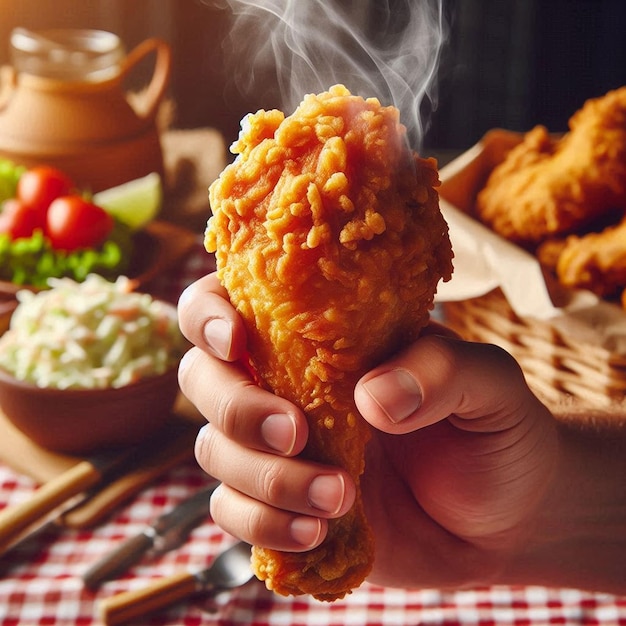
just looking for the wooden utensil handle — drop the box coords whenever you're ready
[99,571,197,625]
[0,460,100,553]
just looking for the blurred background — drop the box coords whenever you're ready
[1,0,625,155]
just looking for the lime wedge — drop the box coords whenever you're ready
[93,172,163,230]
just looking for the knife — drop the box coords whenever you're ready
[82,481,220,588]
[99,541,253,625]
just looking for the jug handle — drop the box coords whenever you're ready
[119,38,171,123]
[0,66,17,112]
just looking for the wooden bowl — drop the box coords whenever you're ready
[0,362,180,454]
[0,285,186,454]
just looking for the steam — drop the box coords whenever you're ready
[212,0,447,149]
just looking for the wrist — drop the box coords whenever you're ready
[502,418,626,594]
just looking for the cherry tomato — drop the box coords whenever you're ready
[46,196,114,251]
[0,198,44,239]
[17,166,74,215]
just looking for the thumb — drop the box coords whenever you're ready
[354,334,537,435]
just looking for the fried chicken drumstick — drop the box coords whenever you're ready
[204,85,453,601]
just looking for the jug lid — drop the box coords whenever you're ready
[10,28,125,82]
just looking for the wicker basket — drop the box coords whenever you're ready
[437,130,626,409]
[441,288,626,407]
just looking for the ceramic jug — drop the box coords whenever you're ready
[0,29,171,191]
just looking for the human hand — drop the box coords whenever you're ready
[177,273,558,590]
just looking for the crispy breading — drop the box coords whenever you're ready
[553,217,626,300]
[476,87,626,245]
[205,85,453,601]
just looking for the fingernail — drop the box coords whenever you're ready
[362,369,422,423]
[261,414,297,455]
[203,318,232,360]
[308,474,345,515]
[290,517,322,547]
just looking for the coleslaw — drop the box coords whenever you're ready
[0,274,186,389]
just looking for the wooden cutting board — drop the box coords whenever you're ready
[0,394,204,528]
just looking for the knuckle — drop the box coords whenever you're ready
[213,378,257,438]
[213,388,237,435]
[420,334,461,377]
[258,462,287,503]
[242,504,267,540]
[476,342,525,380]
[422,335,522,382]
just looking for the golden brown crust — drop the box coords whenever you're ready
[205,85,453,601]
[476,87,626,245]
[552,217,626,299]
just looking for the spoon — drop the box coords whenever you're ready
[99,541,253,625]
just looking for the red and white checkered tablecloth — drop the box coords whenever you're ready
[1,241,625,626]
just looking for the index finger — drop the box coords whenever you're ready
[177,272,247,362]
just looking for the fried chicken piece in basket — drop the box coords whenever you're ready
[550,216,626,302]
[204,85,453,601]
[476,86,626,245]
